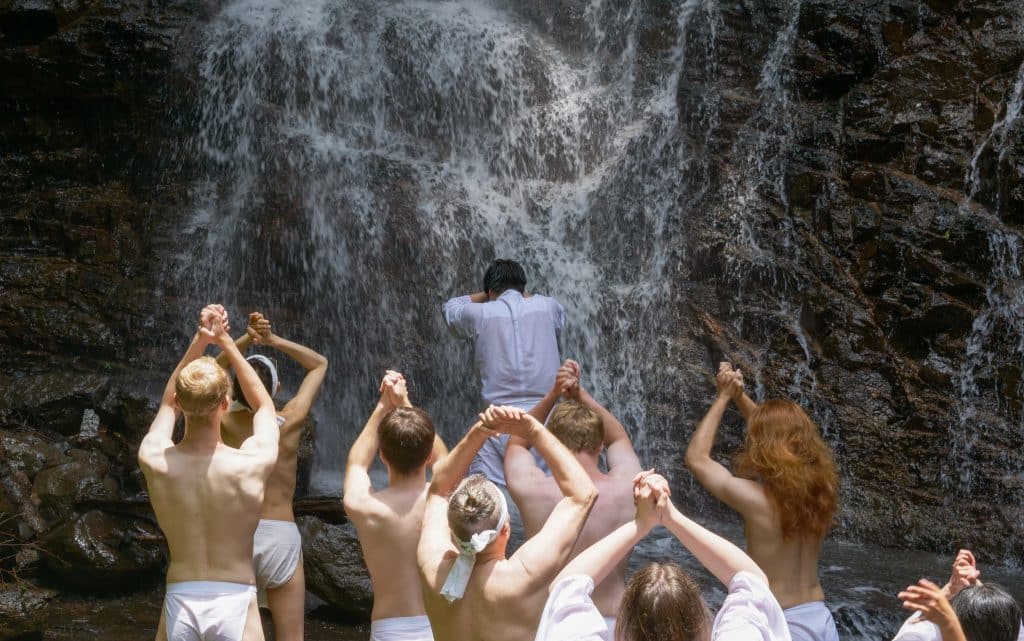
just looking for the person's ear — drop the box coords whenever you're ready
[173,393,182,411]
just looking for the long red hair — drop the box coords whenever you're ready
[734,400,838,540]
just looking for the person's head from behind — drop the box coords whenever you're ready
[483,259,527,299]
[616,561,710,641]
[378,407,436,477]
[735,399,838,540]
[951,583,1022,641]
[175,356,231,424]
[230,355,279,411]
[548,400,603,456]
[448,474,509,545]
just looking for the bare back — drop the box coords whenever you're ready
[140,441,271,584]
[512,472,635,616]
[742,497,827,609]
[345,483,430,621]
[222,410,299,521]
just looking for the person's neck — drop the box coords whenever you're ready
[180,417,223,451]
[475,543,507,565]
[387,469,427,490]
[576,450,604,478]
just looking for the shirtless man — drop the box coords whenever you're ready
[417,405,598,641]
[344,370,448,641]
[505,359,642,638]
[217,312,328,641]
[139,305,279,641]
[685,362,840,641]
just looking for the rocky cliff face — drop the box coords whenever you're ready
[0,0,1021,631]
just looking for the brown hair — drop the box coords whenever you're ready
[378,407,435,476]
[734,399,839,540]
[175,356,231,421]
[617,562,710,641]
[447,474,502,542]
[547,401,603,453]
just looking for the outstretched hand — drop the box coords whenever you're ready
[899,579,963,633]
[246,312,276,345]
[716,362,744,400]
[945,549,981,598]
[199,304,229,341]
[480,405,536,439]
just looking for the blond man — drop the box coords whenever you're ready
[417,405,597,641]
[344,370,448,641]
[139,305,279,641]
[505,360,642,638]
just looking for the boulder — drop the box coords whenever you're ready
[38,510,165,591]
[32,449,119,523]
[297,515,372,621]
[0,584,55,641]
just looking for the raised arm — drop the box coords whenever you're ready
[662,497,767,586]
[248,313,329,424]
[720,362,758,419]
[512,360,578,450]
[486,406,597,580]
[430,420,496,497]
[898,579,968,641]
[214,332,253,370]
[577,385,640,474]
[442,293,487,338]
[218,321,277,458]
[141,306,223,452]
[684,366,767,516]
[344,371,404,507]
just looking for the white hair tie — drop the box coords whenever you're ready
[439,487,509,602]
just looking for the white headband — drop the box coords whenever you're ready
[246,354,279,395]
[439,484,509,603]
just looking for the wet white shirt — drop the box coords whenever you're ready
[535,571,792,641]
[444,289,565,408]
[892,612,1024,641]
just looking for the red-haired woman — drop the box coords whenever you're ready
[685,362,840,641]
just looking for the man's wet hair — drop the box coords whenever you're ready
[231,358,275,410]
[483,259,527,296]
[951,583,1022,641]
[378,407,436,475]
[176,357,231,420]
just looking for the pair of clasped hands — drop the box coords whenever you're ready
[196,304,276,345]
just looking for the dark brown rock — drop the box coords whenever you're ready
[0,584,55,641]
[297,515,371,622]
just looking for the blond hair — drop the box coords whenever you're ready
[175,356,230,420]
[547,401,603,453]
[448,474,502,542]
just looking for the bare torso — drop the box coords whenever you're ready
[222,409,299,521]
[345,482,431,620]
[140,440,270,584]
[743,493,827,609]
[512,471,635,616]
[423,555,550,641]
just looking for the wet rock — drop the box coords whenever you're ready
[38,510,165,592]
[0,584,55,641]
[297,515,371,622]
[0,429,66,478]
[0,374,109,436]
[32,449,119,523]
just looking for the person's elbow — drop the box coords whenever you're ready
[683,448,708,474]
[572,481,599,510]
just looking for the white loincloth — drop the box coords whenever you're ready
[253,519,302,594]
[164,581,255,641]
[369,615,435,641]
[783,600,838,641]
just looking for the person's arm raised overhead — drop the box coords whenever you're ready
[140,305,227,458]
[899,579,968,641]
[658,476,767,587]
[442,291,488,338]
[343,371,404,511]
[248,313,328,426]
[218,314,278,461]
[486,406,598,580]
[719,362,758,419]
[684,364,767,516]
[213,312,253,371]
[552,472,667,588]
[573,366,641,475]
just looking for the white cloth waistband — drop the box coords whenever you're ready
[166,581,256,596]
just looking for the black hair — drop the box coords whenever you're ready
[951,583,1022,641]
[483,259,526,296]
[231,358,275,411]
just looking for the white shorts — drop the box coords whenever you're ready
[369,615,434,641]
[253,519,302,590]
[784,601,839,641]
[164,581,256,641]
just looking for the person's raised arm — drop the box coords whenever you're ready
[719,362,758,419]
[248,313,329,425]
[899,579,968,641]
[684,366,766,516]
[486,406,597,579]
[344,371,404,508]
[214,329,253,370]
[218,318,277,458]
[141,305,225,452]
[577,384,640,474]
[430,419,497,497]
[661,494,767,587]
[510,360,578,450]
[442,291,488,338]
[552,474,666,589]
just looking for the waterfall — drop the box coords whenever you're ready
[169,0,717,491]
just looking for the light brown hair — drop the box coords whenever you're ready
[175,356,231,421]
[734,399,839,540]
[547,400,603,453]
[616,561,710,641]
[447,474,501,542]
[378,407,435,476]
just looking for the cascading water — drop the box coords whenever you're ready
[168,0,714,490]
